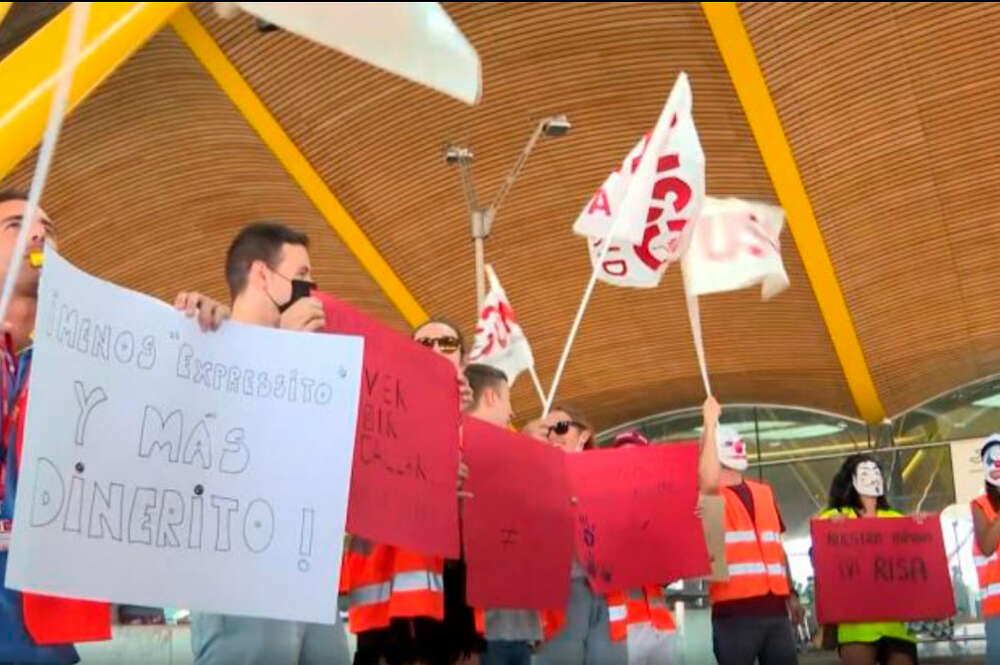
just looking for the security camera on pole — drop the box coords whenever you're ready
[445,115,570,406]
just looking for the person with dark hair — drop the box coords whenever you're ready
[0,191,227,663]
[972,433,1000,663]
[818,454,916,665]
[190,222,349,665]
[704,423,802,665]
[462,363,540,665]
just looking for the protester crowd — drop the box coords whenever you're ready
[0,191,994,665]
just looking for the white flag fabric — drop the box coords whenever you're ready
[573,73,705,287]
[236,3,481,105]
[574,72,705,247]
[681,197,789,300]
[467,265,535,385]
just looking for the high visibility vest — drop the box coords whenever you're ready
[543,586,674,643]
[0,342,110,651]
[708,480,790,604]
[341,541,445,633]
[972,494,1000,618]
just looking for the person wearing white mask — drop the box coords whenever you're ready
[972,434,1000,664]
[703,426,803,665]
[818,455,916,665]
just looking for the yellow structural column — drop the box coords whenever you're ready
[701,2,886,423]
[0,2,186,180]
[171,7,429,326]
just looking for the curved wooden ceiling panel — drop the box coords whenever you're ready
[1,28,404,329]
[741,1,1000,415]
[197,1,853,429]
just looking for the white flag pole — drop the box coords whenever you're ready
[682,263,712,397]
[0,2,90,327]
[528,365,547,410]
[543,222,622,415]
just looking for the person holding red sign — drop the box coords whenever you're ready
[818,454,917,665]
[344,318,484,665]
[532,397,720,665]
[972,433,1000,664]
[705,424,803,665]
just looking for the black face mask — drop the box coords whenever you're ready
[276,279,316,314]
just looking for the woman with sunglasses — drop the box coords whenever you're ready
[533,398,722,665]
[413,318,474,411]
[345,318,483,665]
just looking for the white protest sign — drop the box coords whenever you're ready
[7,251,364,624]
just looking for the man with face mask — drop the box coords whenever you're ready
[972,434,1000,663]
[190,222,349,665]
[703,426,803,665]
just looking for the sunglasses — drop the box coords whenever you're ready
[548,420,586,436]
[416,336,462,354]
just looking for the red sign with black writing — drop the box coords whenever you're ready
[461,418,574,609]
[317,292,460,558]
[811,516,955,623]
[566,443,709,593]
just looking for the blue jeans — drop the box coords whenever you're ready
[483,640,531,665]
[191,613,349,665]
[534,577,627,665]
[988,615,1000,665]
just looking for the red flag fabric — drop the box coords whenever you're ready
[566,443,709,593]
[23,595,110,645]
[811,516,955,623]
[461,418,573,609]
[317,292,461,558]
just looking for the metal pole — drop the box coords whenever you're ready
[474,234,486,311]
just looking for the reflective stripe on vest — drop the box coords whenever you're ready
[349,570,444,608]
[709,481,790,604]
[972,495,1000,617]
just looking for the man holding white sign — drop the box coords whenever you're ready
[189,222,355,665]
[3,215,362,665]
[0,190,235,663]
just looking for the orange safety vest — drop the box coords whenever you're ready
[341,542,445,633]
[972,494,1000,618]
[543,586,674,643]
[709,480,790,604]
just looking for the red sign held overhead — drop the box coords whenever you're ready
[316,292,461,558]
[461,418,574,609]
[811,516,955,624]
[566,443,709,593]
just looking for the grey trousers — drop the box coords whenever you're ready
[533,577,627,665]
[712,614,798,665]
[988,615,1000,665]
[191,613,350,665]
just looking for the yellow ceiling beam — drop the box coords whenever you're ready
[0,2,185,180]
[170,7,428,326]
[0,3,12,27]
[701,2,886,423]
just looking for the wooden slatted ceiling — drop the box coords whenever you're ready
[0,28,405,329]
[197,1,854,429]
[740,1,1000,416]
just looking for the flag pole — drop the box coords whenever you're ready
[543,221,623,416]
[528,366,547,410]
[682,264,712,396]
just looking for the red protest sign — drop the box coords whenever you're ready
[317,292,461,558]
[566,443,709,593]
[461,418,573,609]
[811,516,955,623]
